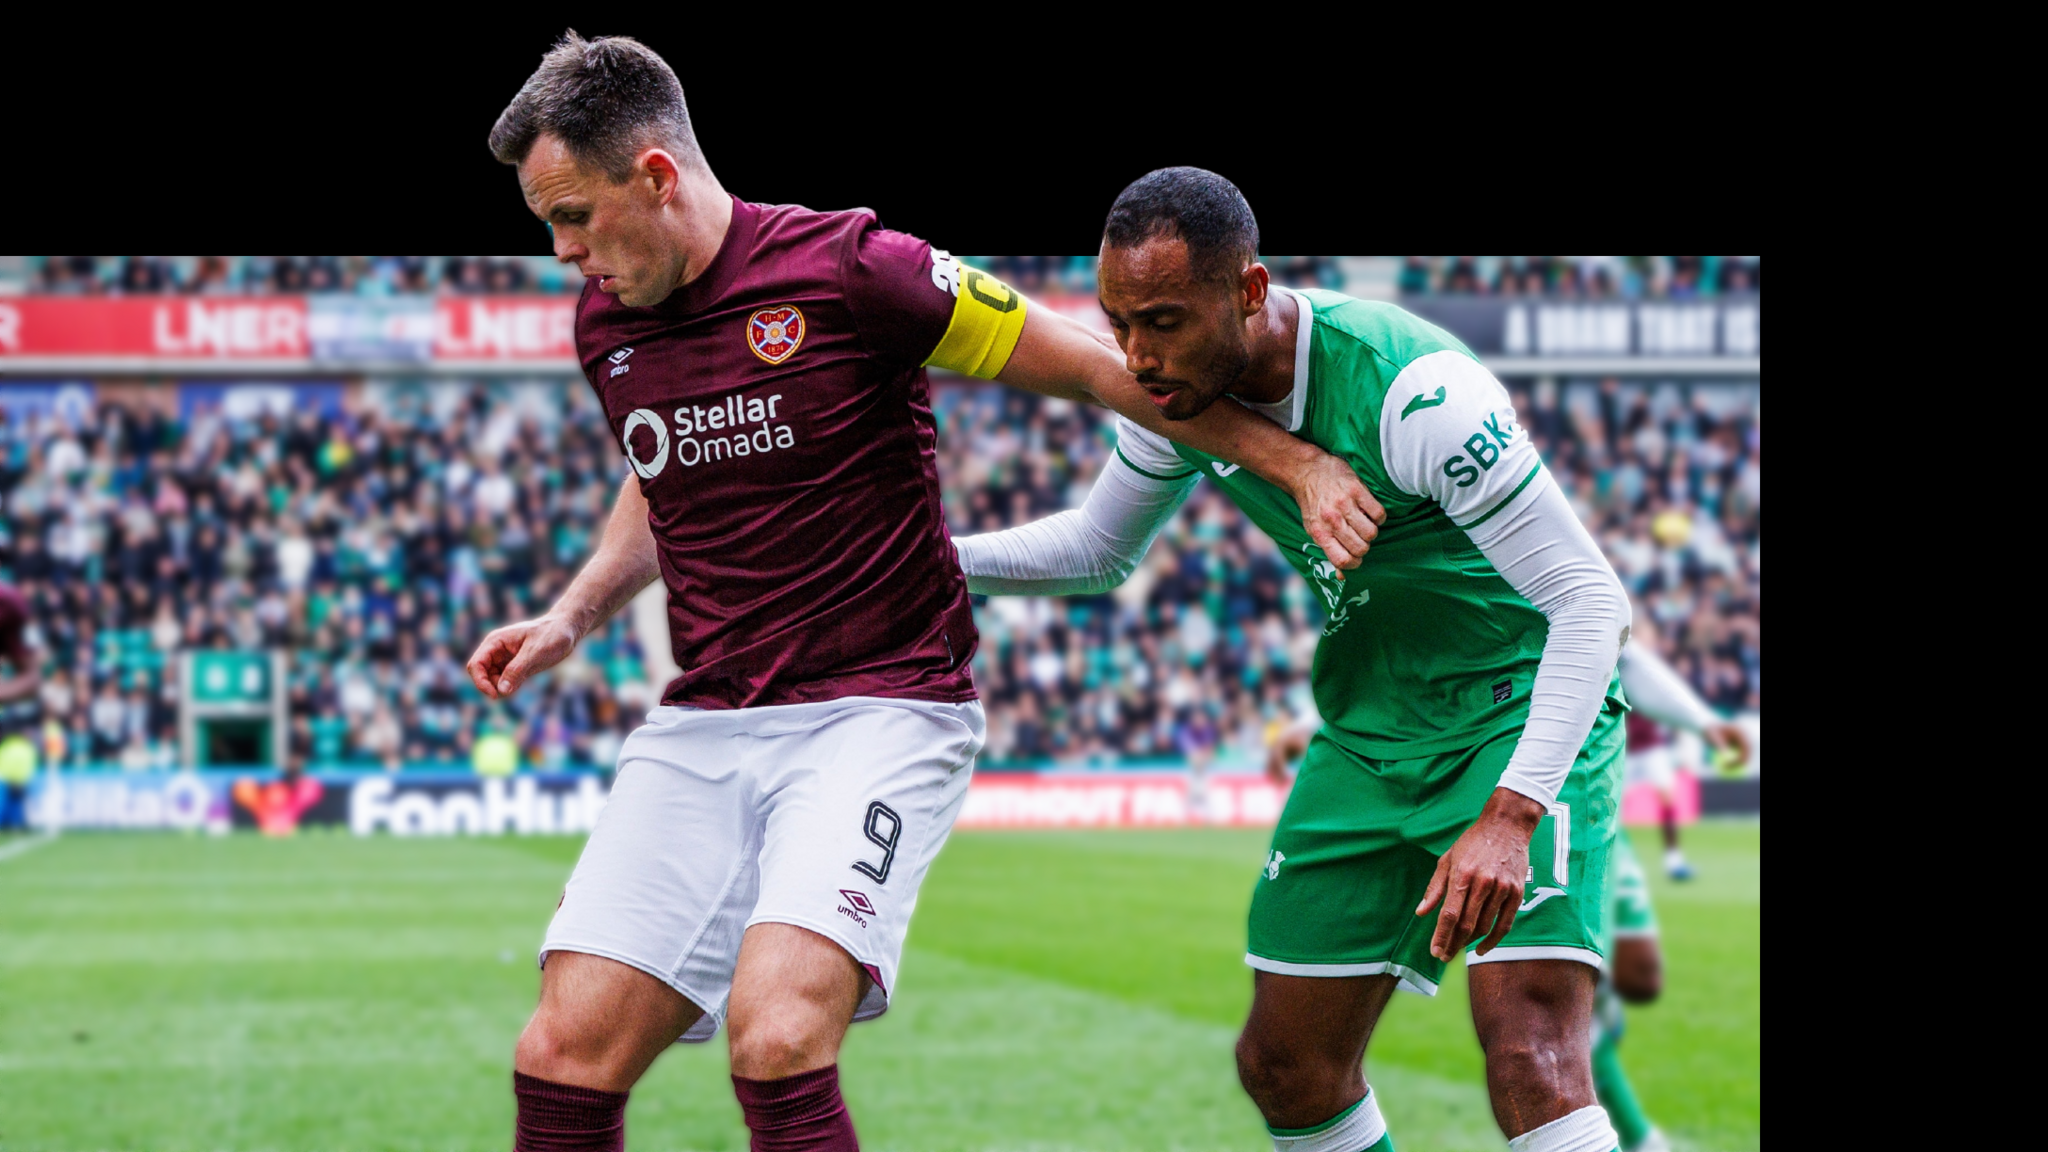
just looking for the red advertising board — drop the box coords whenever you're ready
[0,297,310,358]
[433,296,577,360]
[0,296,578,365]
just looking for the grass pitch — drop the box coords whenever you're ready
[0,823,1758,1151]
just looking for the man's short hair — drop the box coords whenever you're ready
[488,31,702,181]
[1101,167,1259,284]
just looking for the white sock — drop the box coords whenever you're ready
[1507,1104,1620,1152]
[1270,1088,1387,1152]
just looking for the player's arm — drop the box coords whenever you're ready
[466,473,661,699]
[954,420,1197,595]
[1619,635,1750,766]
[924,264,1381,569]
[1386,352,1632,961]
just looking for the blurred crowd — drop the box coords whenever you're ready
[0,371,1758,774]
[22,255,578,296]
[1398,256,1760,299]
[1,387,647,773]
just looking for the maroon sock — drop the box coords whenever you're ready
[513,1071,629,1152]
[732,1064,859,1151]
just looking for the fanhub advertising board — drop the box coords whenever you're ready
[24,772,612,836]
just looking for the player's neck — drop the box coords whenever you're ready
[1230,287,1298,406]
[667,176,736,294]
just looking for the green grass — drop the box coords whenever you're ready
[0,824,1757,1151]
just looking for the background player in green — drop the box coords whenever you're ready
[956,169,1633,1152]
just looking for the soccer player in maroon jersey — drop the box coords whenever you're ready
[468,34,1383,1151]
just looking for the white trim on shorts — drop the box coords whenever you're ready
[1463,944,1606,970]
[1244,954,1443,997]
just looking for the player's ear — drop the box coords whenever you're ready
[639,148,682,204]
[1240,262,1271,318]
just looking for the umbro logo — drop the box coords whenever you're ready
[837,889,876,929]
[609,347,633,378]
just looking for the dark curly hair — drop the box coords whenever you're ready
[1101,167,1258,284]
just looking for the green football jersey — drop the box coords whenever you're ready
[1116,287,1612,759]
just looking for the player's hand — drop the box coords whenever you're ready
[1704,722,1751,769]
[1416,787,1546,962]
[466,615,582,700]
[1289,453,1384,570]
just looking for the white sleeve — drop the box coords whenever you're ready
[1381,351,1630,806]
[1617,640,1719,732]
[954,427,1197,596]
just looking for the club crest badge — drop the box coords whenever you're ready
[747,306,805,364]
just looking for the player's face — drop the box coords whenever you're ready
[1097,238,1252,422]
[518,134,687,308]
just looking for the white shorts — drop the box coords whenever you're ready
[1625,745,1677,792]
[540,696,984,1043]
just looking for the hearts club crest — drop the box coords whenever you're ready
[747,306,805,364]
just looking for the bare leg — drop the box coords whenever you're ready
[1235,971,1398,1129]
[726,922,869,1080]
[1469,958,1598,1140]
[515,951,703,1092]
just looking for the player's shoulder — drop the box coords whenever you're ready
[1112,418,1202,482]
[750,200,885,252]
[1298,289,1476,374]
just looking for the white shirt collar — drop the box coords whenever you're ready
[1241,285,1312,433]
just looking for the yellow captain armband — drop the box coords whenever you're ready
[924,253,1029,379]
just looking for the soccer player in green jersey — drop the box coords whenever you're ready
[956,169,1634,1152]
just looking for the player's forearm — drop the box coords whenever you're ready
[996,305,1322,501]
[955,454,1191,596]
[1617,640,1719,732]
[956,511,1124,595]
[548,476,662,642]
[1109,382,1324,498]
[1471,478,1631,805]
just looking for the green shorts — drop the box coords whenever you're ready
[1247,703,1624,995]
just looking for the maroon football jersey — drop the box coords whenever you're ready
[576,197,977,711]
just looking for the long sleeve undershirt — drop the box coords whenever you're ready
[1616,639,1719,732]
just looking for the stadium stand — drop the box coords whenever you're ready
[0,255,1757,773]
[0,373,1758,773]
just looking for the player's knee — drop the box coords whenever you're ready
[1235,1029,1341,1111]
[515,1009,603,1081]
[1481,1034,1575,1101]
[1613,968,1661,1004]
[1611,941,1662,1004]
[729,1011,833,1080]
